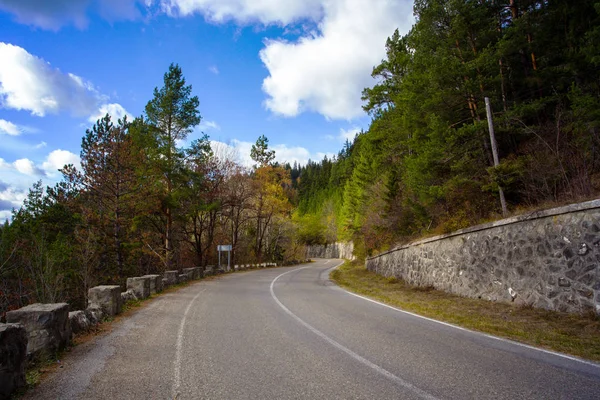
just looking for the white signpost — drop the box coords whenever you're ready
[217,244,232,271]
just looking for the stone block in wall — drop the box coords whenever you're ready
[142,274,163,294]
[6,303,71,359]
[88,285,122,317]
[178,274,189,283]
[84,307,104,326]
[183,268,199,280]
[126,277,151,300]
[121,290,138,303]
[161,278,169,289]
[164,270,179,285]
[204,266,214,276]
[0,323,27,400]
[68,311,90,334]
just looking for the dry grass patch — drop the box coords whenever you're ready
[330,261,600,362]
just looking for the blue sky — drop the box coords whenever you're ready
[0,0,415,219]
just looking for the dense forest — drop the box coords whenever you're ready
[293,0,600,258]
[1,0,599,316]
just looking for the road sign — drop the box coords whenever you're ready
[217,245,232,251]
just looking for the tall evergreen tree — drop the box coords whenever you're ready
[144,63,201,269]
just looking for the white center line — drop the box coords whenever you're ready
[270,265,440,400]
[173,287,206,399]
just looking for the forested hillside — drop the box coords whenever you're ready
[294,0,600,258]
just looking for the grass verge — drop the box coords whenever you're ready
[330,261,600,362]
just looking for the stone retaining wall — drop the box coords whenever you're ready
[366,200,600,314]
[306,242,355,260]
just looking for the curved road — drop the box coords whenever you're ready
[26,259,600,399]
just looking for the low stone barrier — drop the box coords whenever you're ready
[121,290,137,303]
[0,323,27,399]
[6,303,71,359]
[84,306,104,325]
[2,258,284,399]
[164,270,179,285]
[88,285,122,317]
[68,311,90,334]
[182,268,198,280]
[127,277,150,299]
[142,274,163,294]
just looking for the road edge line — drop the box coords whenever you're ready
[270,265,440,400]
[327,264,600,370]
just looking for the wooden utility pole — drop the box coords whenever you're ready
[485,97,508,217]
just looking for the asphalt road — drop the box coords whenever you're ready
[26,259,600,399]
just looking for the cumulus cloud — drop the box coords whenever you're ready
[339,127,360,142]
[13,158,45,176]
[0,43,100,117]
[88,103,133,123]
[42,149,81,176]
[0,0,141,30]
[260,0,414,119]
[0,119,21,135]
[211,139,325,167]
[0,0,89,30]
[0,183,27,215]
[154,0,414,120]
[158,0,323,25]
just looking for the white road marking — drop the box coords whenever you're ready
[270,265,440,400]
[327,265,600,370]
[173,287,206,399]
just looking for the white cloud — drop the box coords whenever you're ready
[0,42,101,117]
[0,0,89,30]
[13,158,45,176]
[158,0,323,25]
[42,149,81,176]
[260,0,414,119]
[35,141,48,149]
[0,184,26,214]
[199,120,220,131]
[88,103,133,123]
[339,127,360,142]
[0,0,141,30]
[211,139,326,167]
[208,65,219,75]
[0,119,21,135]
[155,0,414,120]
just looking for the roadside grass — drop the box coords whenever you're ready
[330,261,600,362]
